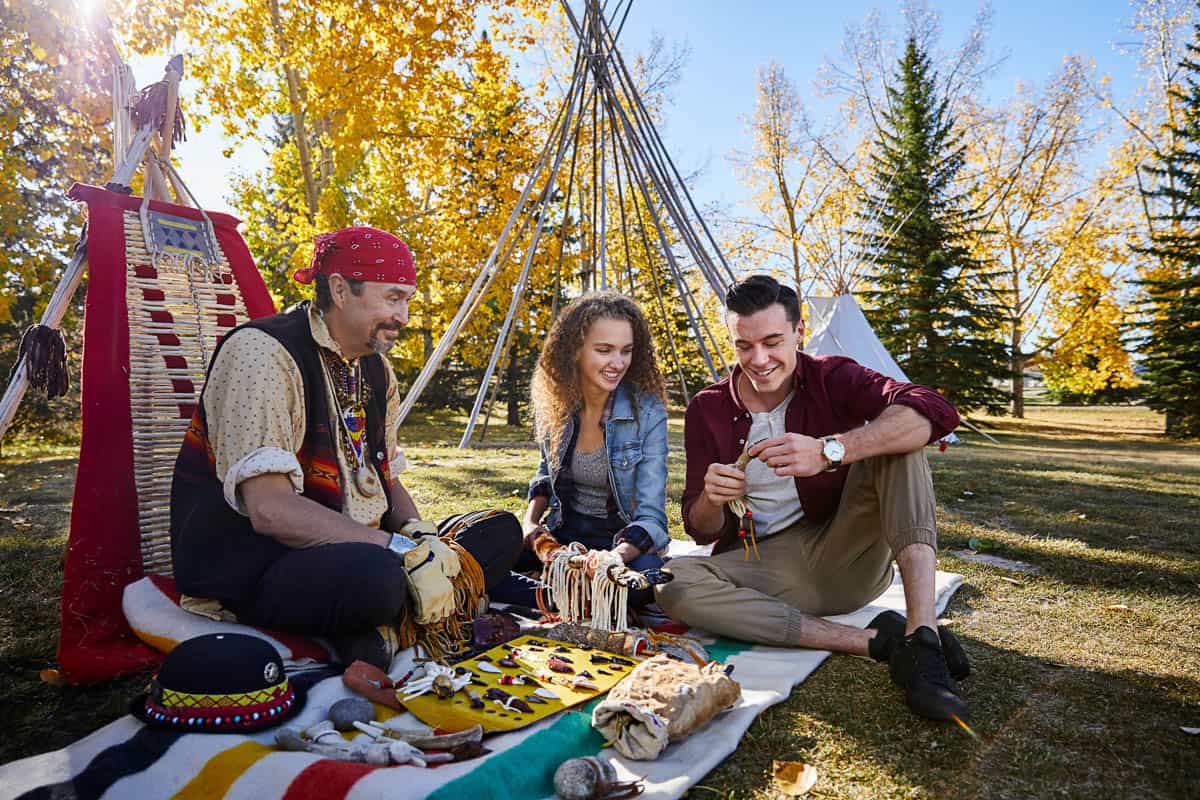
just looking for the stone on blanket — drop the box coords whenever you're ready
[330,697,376,731]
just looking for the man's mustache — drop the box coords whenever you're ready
[371,323,401,334]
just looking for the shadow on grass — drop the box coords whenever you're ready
[701,636,1200,800]
[936,533,1200,601]
[931,457,1200,568]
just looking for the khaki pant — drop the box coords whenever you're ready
[656,450,937,647]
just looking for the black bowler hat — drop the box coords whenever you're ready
[130,633,305,732]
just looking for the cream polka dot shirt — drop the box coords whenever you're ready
[202,303,405,529]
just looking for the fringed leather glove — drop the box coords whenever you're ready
[398,518,439,537]
[401,538,461,624]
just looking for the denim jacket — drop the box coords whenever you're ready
[527,381,670,554]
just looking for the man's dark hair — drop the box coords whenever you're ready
[313,273,366,311]
[724,275,801,325]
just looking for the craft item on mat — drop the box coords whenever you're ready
[470,610,522,652]
[329,696,375,731]
[553,756,645,800]
[402,634,639,733]
[541,622,648,657]
[532,534,671,631]
[728,445,762,560]
[592,654,741,760]
[274,713,487,768]
[342,660,407,710]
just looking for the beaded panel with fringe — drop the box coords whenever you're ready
[122,209,249,576]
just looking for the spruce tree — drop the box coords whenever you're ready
[858,38,1008,412]
[1137,21,1200,438]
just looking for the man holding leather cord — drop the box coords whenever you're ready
[656,275,972,722]
[169,226,522,669]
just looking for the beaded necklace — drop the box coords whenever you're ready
[319,348,381,498]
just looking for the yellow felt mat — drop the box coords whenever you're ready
[400,634,639,733]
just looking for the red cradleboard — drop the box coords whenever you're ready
[56,184,276,684]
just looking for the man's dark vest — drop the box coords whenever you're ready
[169,303,394,606]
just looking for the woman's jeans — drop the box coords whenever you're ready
[491,509,665,609]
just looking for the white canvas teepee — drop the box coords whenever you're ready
[804,294,993,444]
[805,294,910,381]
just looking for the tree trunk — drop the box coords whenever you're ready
[1011,314,1025,418]
[269,0,318,221]
[1012,358,1025,419]
[421,284,433,361]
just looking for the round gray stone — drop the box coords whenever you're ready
[329,697,375,731]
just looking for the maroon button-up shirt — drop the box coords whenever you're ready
[682,353,960,554]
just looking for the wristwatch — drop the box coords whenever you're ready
[386,532,419,556]
[821,436,845,472]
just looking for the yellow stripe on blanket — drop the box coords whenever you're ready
[170,741,275,800]
[131,625,180,656]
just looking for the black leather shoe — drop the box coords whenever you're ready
[330,625,401,671]
[867,610,970,680]
[889,625,969,722]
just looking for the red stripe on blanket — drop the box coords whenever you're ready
[282,760,376,800]
[145,574,330,662]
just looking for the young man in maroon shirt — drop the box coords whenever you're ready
[656,275,971,722]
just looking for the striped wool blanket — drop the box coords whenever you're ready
[1,571,962,800]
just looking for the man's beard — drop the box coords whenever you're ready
[369,324,399,355]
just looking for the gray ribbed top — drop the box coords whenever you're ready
[569,445,610,517]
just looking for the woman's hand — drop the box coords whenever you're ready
[612,541,641,564]
[522,523,550,551]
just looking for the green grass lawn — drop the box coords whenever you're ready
[1,405,1197,798]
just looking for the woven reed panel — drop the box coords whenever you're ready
[123,210,250,576]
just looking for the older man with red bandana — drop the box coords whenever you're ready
[170,227,522,668]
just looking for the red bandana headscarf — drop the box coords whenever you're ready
[293,226,415,286]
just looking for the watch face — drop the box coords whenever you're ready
[825,438,846,462]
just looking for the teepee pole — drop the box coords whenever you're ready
[459,34,593,448]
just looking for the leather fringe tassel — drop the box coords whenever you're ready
[394,535,487,662]
[11,324,69,398]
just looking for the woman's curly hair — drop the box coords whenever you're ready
[531,292,666,464]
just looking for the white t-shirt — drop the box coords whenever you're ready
[743,391,805,538]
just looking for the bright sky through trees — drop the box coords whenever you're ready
[126,0,1142,218]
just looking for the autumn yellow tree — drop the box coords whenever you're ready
[1037,188,1138,401]
[109,0,556,418]
[729,61,815,292]
[0,1,113,439]
[962,62,1119,416]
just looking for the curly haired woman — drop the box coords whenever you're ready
[495,292,670,609]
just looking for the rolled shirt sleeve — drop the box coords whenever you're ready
[827,359,960,442]
[203,329,307,515]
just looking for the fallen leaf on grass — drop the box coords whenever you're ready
[999,576,1023,586]
[39,668,66,686]
[1103,604,1131,612]
[773,761,818,796]
[1181,727,1200,735]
